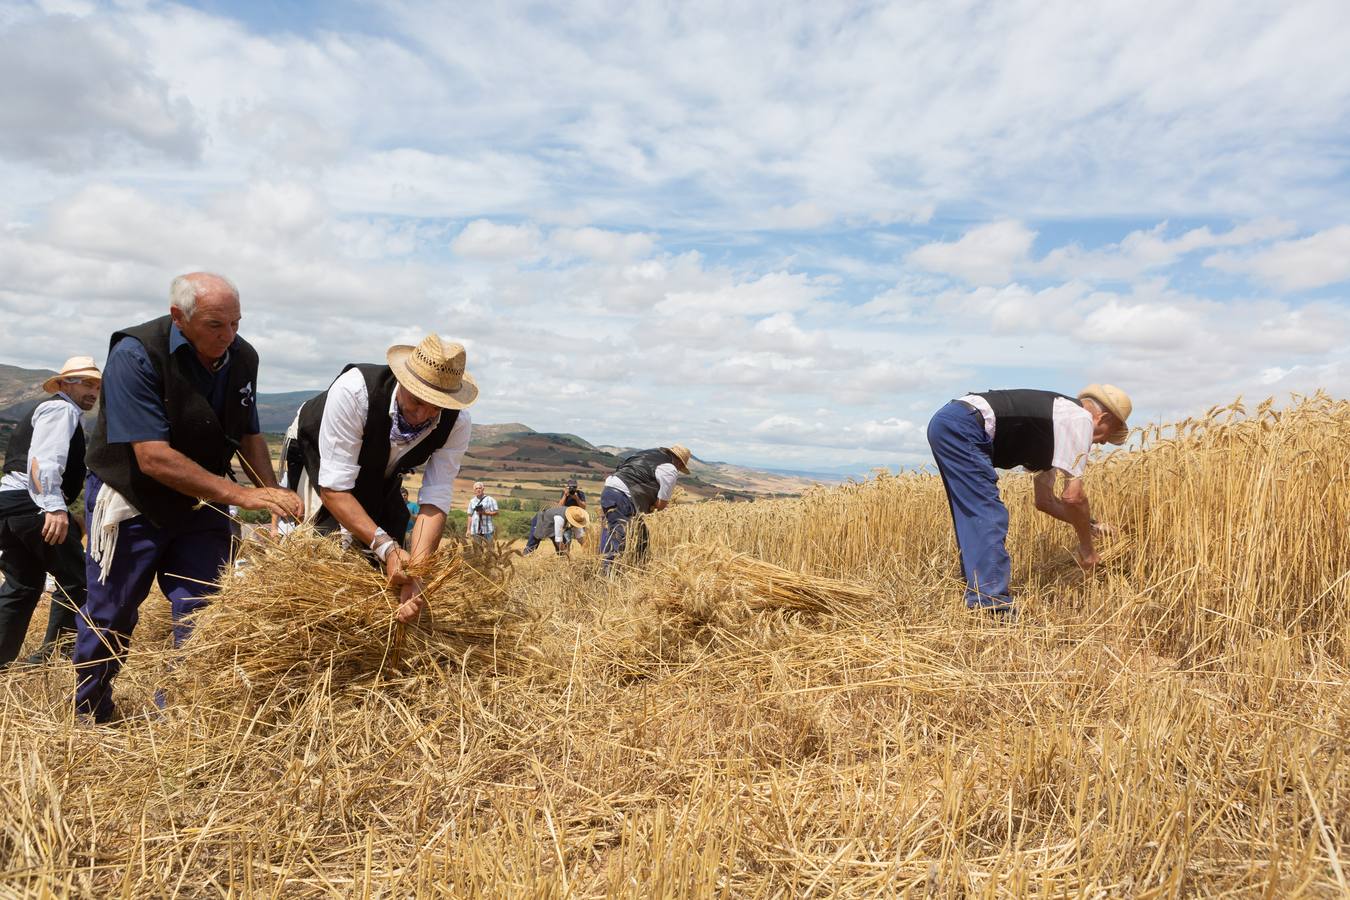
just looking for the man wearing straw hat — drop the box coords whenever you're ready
[599,445,691,571]
[0,357,101,667]
[74,273,304,723]
[926,384,1132,616]
[288,334,476,624]
[523,503,589,555]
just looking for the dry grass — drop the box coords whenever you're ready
[2,394,1349,896]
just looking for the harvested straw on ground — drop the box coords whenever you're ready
[168,528,532,708]
[646,542,876,626]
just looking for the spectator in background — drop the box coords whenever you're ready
[465,482,497,544]
[559,478,586,510]
[401,487,419,545]
[0,356,101,667]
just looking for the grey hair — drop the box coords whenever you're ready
[169,273,238,321]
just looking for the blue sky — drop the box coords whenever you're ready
[2,0,1349,471]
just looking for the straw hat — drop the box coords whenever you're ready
[564,506,589,530]
[386,335,478,409]
[42,356,102,393]
[1078,384,1132,444]
[665,444,691,474]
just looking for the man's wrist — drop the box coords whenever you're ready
[371,528,395,561]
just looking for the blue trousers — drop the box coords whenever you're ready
[599,486,646,571]
[927,401,1013,609]
[73,473,231,722]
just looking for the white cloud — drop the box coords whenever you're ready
[658,271,833,316]
[1205,225,1350,291]
[0,13,201,170]
[451,219,542,260]
[547,226,654,262]
[908,221,1036,286]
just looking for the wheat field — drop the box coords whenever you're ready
[1,395,1348,897]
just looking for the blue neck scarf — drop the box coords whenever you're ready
[390,404,436,444]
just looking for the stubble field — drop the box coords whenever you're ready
[1,395,1348,897]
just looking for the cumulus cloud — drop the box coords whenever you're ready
[451,219,542,260]
[547,226,654,262]
[1205,225,1350,291]
[908,221,1036,286]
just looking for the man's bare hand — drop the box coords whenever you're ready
[40,511,69,545]
[1075,543,1101,571]
[385,547,413,588]
[237,486,304,520]
[395,578,424,623]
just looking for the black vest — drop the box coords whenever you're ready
[974,389,1082,472]
[296,364,458,538]
[612,448,677,514]
[1,396,87,505]
[531,505,569,541]
[86,316,259,528]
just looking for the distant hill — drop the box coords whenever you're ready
[0,363,52,414]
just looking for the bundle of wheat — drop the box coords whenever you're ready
[646,543,875,626]
[167,528,531,709]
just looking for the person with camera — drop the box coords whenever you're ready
[465,482,497,544]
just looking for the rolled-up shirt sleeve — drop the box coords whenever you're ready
[655,463,679,500]
[553,513,565,542]
[27,400,82,513]
[1051,399,1095,478]
[418,409,472,512]
[316,368,369,492]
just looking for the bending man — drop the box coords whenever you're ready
[76,273,303,722]
[599,445,690,571]
[0,357,101,666]
[926,385,1130,614]
[289,335,475,623]
[523,504,589,555]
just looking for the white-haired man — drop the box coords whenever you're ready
[287,335,476,623]
[926,385,1132,615]
[0,357,101,667]
[74,273,304,722]
[465,482,497,544]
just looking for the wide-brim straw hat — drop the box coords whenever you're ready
[665,444,691,474]
[1079,384,1132,444]
[386,334,478,410]
[565,506,589,530]
[42,356,102,393]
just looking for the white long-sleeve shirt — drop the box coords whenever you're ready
[316,367,472,512]
[0,393,83,513]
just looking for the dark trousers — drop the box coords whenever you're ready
[0,497,85,667]
[927,401,1013,609]
[73,474,231,722]
[599,486,647,571]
